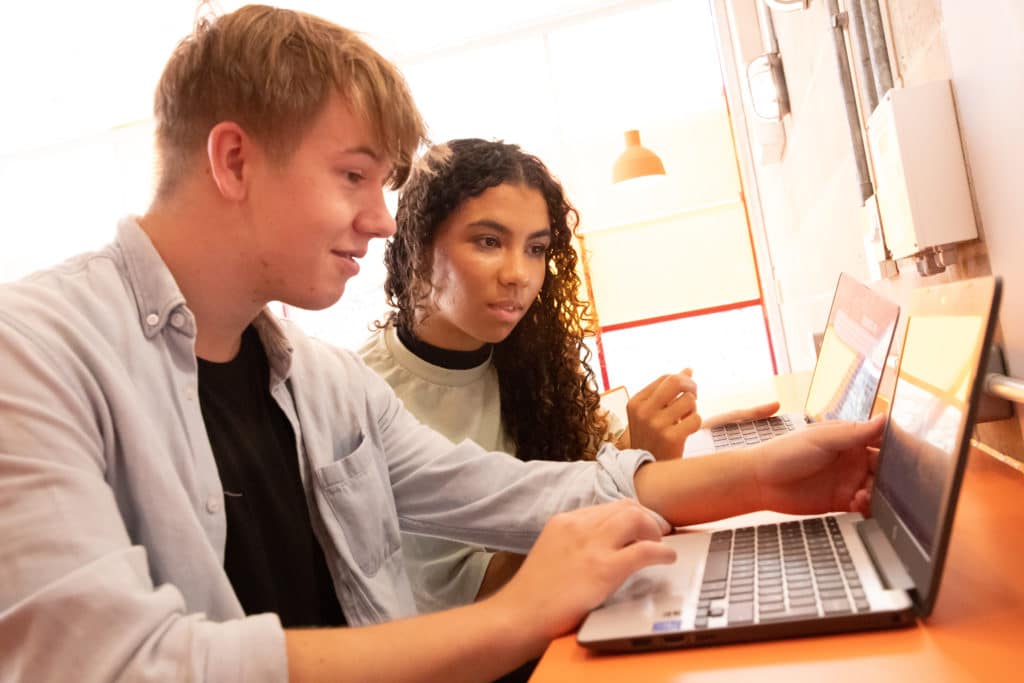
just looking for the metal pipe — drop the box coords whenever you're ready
[858,0,894,97]
[756,0,779,55]
[985,373,1024,405]
[826,0,873,201]
[844,0,878,113]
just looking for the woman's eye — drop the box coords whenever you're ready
[529,244,549,256]
[478,236,500,248]
[345,171,365,184]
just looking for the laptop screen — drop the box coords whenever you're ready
[874,314,986,555]
[870,276,1001,615]
[804,273,899,422]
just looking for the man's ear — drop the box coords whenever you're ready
[206,122,252,201]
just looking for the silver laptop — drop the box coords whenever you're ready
[684,272,900,457]
[578,275,1001,652]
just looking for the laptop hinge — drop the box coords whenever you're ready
[856,518,916,591]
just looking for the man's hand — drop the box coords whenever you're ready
[287,500,674,683]
[702,401,781,430]
[624,370,701,460]
[633,415,885,527]
[488,499,676,645]
[750,415,885,516]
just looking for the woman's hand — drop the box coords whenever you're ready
[702,401,781,430]
[623,370,701,461]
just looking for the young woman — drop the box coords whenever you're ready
[359,138,776,613]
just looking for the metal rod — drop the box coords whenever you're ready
[756,0,779,55]
[858,0,894,97]
[844,0,878,113]
[985,373,1024,405]
[827,0,873,202]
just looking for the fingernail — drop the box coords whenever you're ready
[646,508,672,535]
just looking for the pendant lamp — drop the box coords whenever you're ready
[611,129,666,183]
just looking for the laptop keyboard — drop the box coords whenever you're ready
[695,516,871,628]
[710,415,795,450]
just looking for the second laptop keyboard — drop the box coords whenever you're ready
[695,516,871,628]
[710,415,795,449]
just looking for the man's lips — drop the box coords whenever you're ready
[331,249,366,261]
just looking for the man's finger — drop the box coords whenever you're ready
[807,414,886,449]
[606,540,677,583]
[597,501,669,548]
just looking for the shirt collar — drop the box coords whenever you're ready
[116,216,190,339]
[252,309,294,384]
[116,216,294,381]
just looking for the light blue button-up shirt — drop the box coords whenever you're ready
[0,218,655,682]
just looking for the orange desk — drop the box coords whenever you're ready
[531,448,1024,682]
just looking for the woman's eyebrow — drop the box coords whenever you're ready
[467,220,551,240]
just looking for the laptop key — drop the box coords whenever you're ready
[727,602,754,624]
[700,586,726,600]
[822,598,852,615]
[759,605,819,623]
[703,551,730,583]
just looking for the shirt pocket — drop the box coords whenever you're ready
[315,436,400,576]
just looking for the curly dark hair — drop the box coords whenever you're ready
[381,138,609,462]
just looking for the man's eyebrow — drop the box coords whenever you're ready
[468,220,551,240]
[341,145,382,161]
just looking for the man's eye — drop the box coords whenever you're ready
[345,171,365,184]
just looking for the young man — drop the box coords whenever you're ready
[0,6,884,682]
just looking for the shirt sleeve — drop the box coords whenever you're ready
[0,309,287,683]
[399,534,494,613]
[355,360,659,553]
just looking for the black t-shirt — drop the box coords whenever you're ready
[197,325,346,628]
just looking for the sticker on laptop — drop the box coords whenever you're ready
[652,619,682,632]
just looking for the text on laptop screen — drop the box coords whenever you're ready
[873,314,984,556]
[804,308,896,422]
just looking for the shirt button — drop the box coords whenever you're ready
[145,313,160,327]
[206,496,222,514]
[183,383,196,401]
[170,312,185,328]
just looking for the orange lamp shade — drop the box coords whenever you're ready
[611,129,666,183]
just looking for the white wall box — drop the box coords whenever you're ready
[867,80,978,259]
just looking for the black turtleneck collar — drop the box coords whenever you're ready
[396,324,492,370]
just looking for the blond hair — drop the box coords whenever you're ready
[153,4,426,197]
